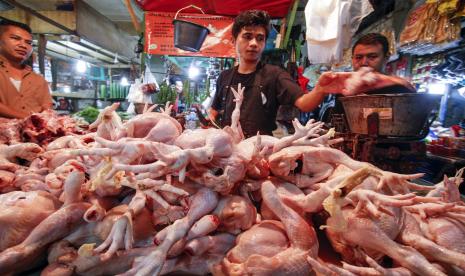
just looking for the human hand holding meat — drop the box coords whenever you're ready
[315,68,379,96]
[343,68,415,96]
[314,71,354,95]
[315,68,415,96]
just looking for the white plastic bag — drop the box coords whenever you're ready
[305,0,373,64]
[126,78,153,104]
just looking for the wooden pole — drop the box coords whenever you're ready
[123,0,141,33]
[38,34,47,75]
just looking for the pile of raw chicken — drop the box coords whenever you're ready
[1,86,464,276]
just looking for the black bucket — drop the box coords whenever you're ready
[173,19,210,52]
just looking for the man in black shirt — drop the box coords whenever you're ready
[209,10,305,137]
[209,11,413,137]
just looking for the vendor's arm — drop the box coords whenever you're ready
[376,74,415,92]
[0,102,29,119]
[294,72,352,112]
[342,68,415,96]
[294,70,415,112]
[294,86,326,112]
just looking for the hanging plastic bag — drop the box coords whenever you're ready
[126,78,153,104]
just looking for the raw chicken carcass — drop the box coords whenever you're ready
[0,142,43,172]
[0,117,22,144]
[235,119,330,179]
[46,133,94,151]
[0,201,90,274]
[397,177,465,273]
[213,195,257,234]
[316,168,447,276]
[0,171,90,274]
[121,188,219,276]
[174,128,234,160]
[89,103,123,141]
[186,152,247,194]
[268,146,364,188]
[116,104,182,143]
[215,180,318,275]
[0,169,15,193]
[0,190,61,251]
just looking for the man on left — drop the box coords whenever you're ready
[0,19,52,118]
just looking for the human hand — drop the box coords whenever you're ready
[315,71,353,95]
[342,67,379,96]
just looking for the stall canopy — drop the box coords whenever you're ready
[134,0,293,18]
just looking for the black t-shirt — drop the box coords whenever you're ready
[211,63,304,137]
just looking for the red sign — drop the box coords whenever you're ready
[136,0,293,18]
[145,12,236,58]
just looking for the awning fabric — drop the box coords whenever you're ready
[134,0,293,18]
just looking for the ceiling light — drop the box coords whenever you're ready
[120,77,129,86]
[458,86,465,98]
[427,82,448,95]
[76,60,87,73]
[188,66,199,79]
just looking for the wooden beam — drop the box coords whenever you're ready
[38,34,47,75]
[50,58,57,91]
[123,0,141,33]
[0,9,76,34]
[2,0,76,34]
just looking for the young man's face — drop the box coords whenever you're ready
[0,25,33,63]
[234,25,266,64]
[351,43,388,73]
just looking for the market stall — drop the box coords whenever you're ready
[0,0,465,275]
